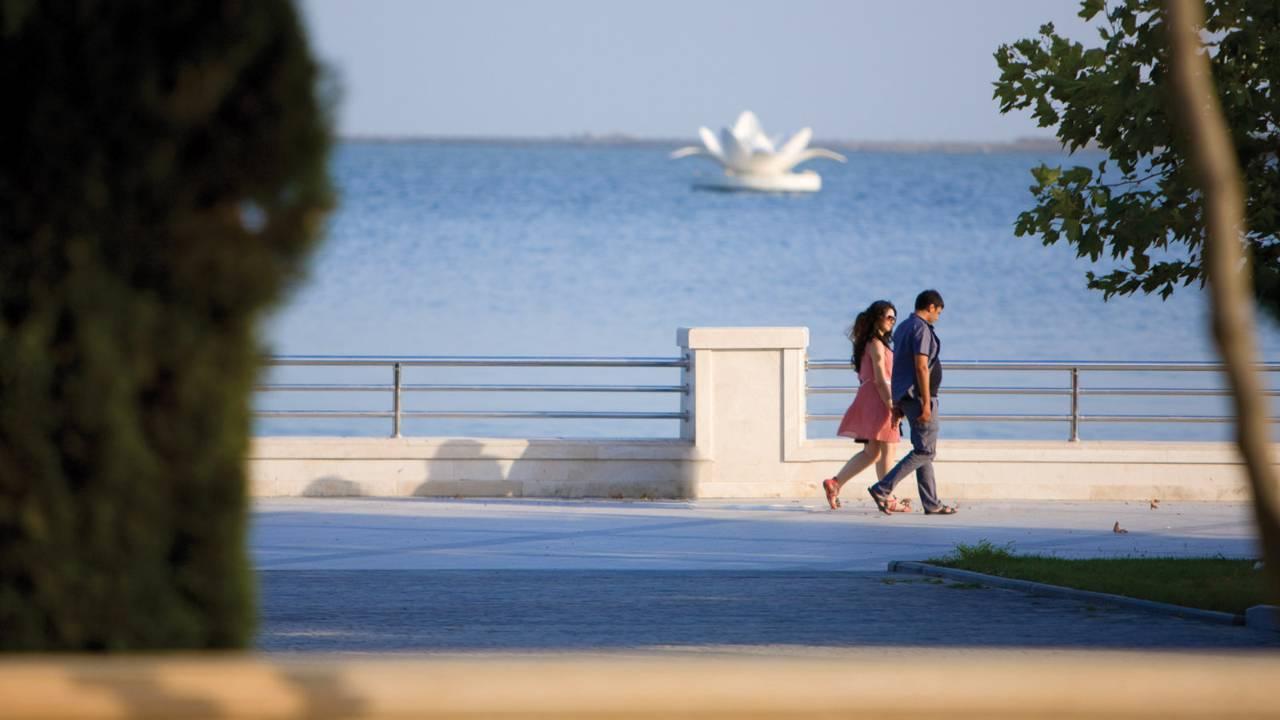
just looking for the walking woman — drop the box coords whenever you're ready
[821,300,908,511]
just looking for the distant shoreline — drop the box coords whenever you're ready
[337,134,1097,154]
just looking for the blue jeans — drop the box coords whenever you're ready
[870,397,942,512]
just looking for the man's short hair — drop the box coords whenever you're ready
[915,289,944,311]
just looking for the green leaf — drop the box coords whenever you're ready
[1031,165,1062,186]
[1065,218,1083,243]
[1079,0,1106,19]
[992,0,1280,321]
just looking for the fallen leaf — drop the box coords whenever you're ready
[1112,521,1129,534]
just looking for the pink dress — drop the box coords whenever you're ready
[836,339,900,443]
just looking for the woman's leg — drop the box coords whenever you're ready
[834,442,882,489]
[874,441,897,481]
[871,441,912,510]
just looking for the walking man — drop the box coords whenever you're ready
[868,289,957,515]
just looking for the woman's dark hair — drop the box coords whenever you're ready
[847,300,896,372]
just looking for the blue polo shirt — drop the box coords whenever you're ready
[890,313,942,403]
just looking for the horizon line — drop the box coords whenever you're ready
[334,133,1092,152]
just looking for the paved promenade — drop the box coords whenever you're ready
[251,497,1277,653]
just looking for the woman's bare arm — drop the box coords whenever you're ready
[868,339,893,408]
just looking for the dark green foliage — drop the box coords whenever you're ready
[994,0,1280,320]
[0,1,332,649]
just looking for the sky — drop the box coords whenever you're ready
[299,0,1100,143]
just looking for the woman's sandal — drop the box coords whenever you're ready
[924,505,957,515]
[821,478,841,510]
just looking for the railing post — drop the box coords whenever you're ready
[1069,367,1080,442]
[392,362,402,438]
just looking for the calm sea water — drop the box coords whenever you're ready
[257,141,1280,441]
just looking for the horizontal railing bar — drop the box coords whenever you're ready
[1080,415,1277,424]
[255,411,393,419]
[807,359,1280,372]
[808,386,1280,397]
[806,413,1066,423]
[806,386,854,395]
[805,386,856,395]
[403,384,686,393]
[808,414,1278,424]
[400,411,687,420]
[266,355,688,368]
[255,410,687,420]
[257,383,687,394]
[257,384,391,392]
[944,387,1068,396]
[808,386,1072,396]
[1081,388,1280,397]
[941,414,1067,422]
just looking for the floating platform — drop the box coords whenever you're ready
[692,170,822,193]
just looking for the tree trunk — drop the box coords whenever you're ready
[1165,0,1280,602]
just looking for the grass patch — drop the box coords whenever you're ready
[928,540,1269,615]
[881,577,945,586]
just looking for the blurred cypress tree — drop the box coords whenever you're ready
[0,1,332,649]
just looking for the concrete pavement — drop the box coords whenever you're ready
[252,497,1261,571]
[251,497,1276,653]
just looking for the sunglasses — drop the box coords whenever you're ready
[884,315,897,322]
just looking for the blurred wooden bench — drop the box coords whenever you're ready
[2,650,1278,718]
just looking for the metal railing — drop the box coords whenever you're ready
[258,355,1278,441]
[256,355,689,437]
[806,359,1280,441]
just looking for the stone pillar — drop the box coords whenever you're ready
[677,327,809,497]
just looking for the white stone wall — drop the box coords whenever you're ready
[250,437,706,498]
[247,327,1277,501]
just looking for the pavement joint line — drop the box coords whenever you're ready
[886,560,1245,626]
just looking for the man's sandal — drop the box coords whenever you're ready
[866,487,892,515]
[924,505,957,515]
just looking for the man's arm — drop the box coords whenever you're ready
[914,353,932,423]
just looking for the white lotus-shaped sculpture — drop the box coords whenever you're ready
[671,111,846,192]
